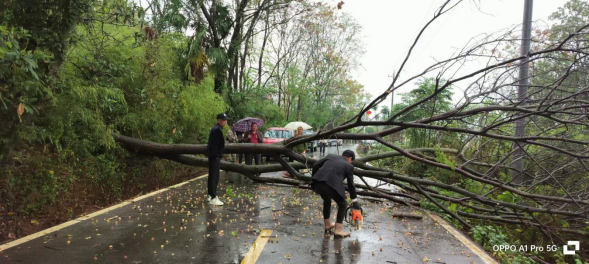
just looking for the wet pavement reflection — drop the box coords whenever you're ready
[1,149,491,264]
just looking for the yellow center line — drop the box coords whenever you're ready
[241,229,273,264]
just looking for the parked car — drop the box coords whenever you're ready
[328,139,343,146]
[302,130,319,152]
[263,128,292,161]
[360,140,377,146]
[263,127,292,144]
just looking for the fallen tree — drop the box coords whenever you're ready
[114,0,589,249]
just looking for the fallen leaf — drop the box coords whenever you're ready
[17,103,24,122]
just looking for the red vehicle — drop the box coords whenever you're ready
[263,127,293,144]
[263,128,292,162]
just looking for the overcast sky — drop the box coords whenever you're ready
[330,0,569,110]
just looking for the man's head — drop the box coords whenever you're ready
[251,123,258,132]
[342,150,355,164]
[216,113,228,127]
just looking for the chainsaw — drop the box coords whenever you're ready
[345,201,363,230]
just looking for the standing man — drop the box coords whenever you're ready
[319,138,328,155]
[243,123,264,173]
[311,150,360,237]
[206,113,228,206]
[236,131,244,164]
[226,127,238,162]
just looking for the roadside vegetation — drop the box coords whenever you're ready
[0,0,367,243]
[1,1,588,263]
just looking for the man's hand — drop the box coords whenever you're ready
[351,199,361,210]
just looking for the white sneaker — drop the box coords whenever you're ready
[209,197,224,206]
[207,196,212,202]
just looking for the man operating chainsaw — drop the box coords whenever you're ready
[311,150,361,238]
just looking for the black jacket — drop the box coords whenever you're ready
[242,130,264,143]
[206,124,225,159]
[311,154,357,200]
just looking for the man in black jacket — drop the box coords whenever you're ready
[311,150,360,237]
[206,113,228,206]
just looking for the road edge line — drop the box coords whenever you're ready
[0,174,209,252]
[240,229,273,264]
[428,213,498,264]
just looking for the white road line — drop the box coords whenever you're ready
[0,174,209,252]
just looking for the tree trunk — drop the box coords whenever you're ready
[239,36,251,92]
[296,94,302,120]
[276,53,282,107]
[278,86,282,107]
[233,51,239,91]
[214,74,225,94]
[258,9,270,89]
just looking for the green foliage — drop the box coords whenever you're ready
[391,77,454,148]
[210,2,233,39]
[379,105,390,119]
[177,77,228,141]
[229,90,285,129]
[0,3,226,230]
[225,185,235,198]
[151,0,188,32]
[550,0,589,38]
[392,77,453,121]
[434,147,456,171]
[496,191,515,203]
[364,127,376,134]
[472,225,509,251]
[448,203,457,213]
[471,225,537,264]
[0,24,47,113]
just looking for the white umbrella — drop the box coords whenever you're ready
[284,121,312,131]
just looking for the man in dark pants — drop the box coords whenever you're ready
[319,139,328,155]
[311,150,360,237]
[206,113,228,206]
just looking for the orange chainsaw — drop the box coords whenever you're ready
[345,201,363,230]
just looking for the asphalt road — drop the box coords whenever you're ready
[1,145,496,264]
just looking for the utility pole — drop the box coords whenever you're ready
[388,71,395,117]
[512,0,533,184]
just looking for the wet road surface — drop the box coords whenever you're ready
[1,145,495,264]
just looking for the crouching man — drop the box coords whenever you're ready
[311,150,361,237]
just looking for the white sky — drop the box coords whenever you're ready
[333,0,569,110]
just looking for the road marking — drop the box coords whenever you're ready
[241,229,273,264]
[429,213,498,264]
[0,174,209,252]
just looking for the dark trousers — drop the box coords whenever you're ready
[319,143,326,153]
[208,157,220,198]
[246,153,261,165]
[238,153,244,163]
[312,181,347,223]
